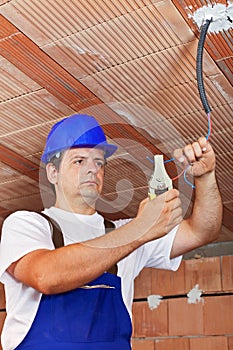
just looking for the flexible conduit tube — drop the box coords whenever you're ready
[196,19,212,114]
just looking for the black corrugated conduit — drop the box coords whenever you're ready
[196,18,213,114]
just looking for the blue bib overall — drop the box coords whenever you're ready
[15,273,132,350]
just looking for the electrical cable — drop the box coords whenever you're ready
[196,18,212,115]
[164,157,175,163]
[206,112,212,141]
[181,18,213,187]
[183,166,195,189]
[148,19,213,187]
[172,169,185,181]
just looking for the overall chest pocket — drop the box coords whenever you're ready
[51,274,132,343]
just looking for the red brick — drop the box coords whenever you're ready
[134,268,152,299]
[132,300,168,337]
[185,257,221,293]
[151,260,185,296]
[221,256,233,291]
[190,336,228,350]
[0,284,5,309]
[204,295,233,335]
[131,338,154,350]
[228,336,233,350]
[155,337,189,350]
[168,298,204,336]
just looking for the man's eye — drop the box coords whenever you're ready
[75,159,84,165]
[96,161,105,167]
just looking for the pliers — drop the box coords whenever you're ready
[148,155,173,199]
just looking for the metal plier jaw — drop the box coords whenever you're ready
[148,155,173,199]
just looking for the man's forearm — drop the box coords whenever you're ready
[12,189,183,294]
[12,219,142,294]
[189,170,223,244]
[171,170,223,259]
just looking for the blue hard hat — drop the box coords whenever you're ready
[41,114,118,163]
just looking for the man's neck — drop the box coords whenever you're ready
[54,199,96,215]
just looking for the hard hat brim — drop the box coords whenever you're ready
[42,141,117,164]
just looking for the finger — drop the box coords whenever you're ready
[173,137,210,164]
[198,136,208,152]
[167,212,183,231]
[173,148,185,163]
[165,197,182,216]
[182,143,196,163]
[169,207,183,225]
[173,203,183,216]
[164,189,179,202]
[172,197,182,210]
[140,198,149,206]
[192,141,203,159]
[165,203,183,226]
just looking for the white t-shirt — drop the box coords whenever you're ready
[0,207,182,350]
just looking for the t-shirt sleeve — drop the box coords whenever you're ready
[0,211,54,282]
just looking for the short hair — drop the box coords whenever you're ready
[47,152,64,194]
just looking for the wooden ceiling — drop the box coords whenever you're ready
[0,0,232,243]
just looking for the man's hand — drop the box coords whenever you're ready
[170,136,222,258]
[173,136,216,177]
[135,189,183,242]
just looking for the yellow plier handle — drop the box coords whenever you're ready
[148,155,173,199]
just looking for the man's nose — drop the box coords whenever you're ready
[86,158,99,173]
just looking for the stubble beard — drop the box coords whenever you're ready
[79,185,100,208]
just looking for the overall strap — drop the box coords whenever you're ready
[103,218,117,275]
[37,212,117,274]
[103,218,115,232]
[38,212,64,248]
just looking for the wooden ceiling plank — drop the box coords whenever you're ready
[0,36,93,105]
[0,15,95,105]
[0,145,39,181]
[0,145,38,170]
[0,14,18,38]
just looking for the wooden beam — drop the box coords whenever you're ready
[0,145,39,182]
[0,14,171,161]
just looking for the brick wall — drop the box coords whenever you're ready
[132,255,233,350]
[0,256,232,349]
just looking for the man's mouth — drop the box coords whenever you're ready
[82,180,98,186]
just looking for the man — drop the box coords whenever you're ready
[0,113,222,350]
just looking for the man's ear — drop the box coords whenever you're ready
[46,163,58,184]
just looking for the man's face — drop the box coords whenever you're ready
[51,147,106,210]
